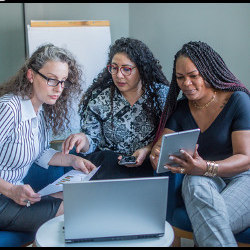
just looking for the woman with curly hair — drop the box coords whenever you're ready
[63,37,169,178]
[150,41,250,246]
[0,43,97,232]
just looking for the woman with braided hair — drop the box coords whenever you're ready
[62,37,169,178]
[150,41,250,246]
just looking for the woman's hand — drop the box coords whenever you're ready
[71,155,96,174]
[164,144,207,175]
[150,128,174,171]
[118,145,152,168]
[149,141,162,171]
[62,133,89,154]
[9,184,41,206]
[49,152,96,174]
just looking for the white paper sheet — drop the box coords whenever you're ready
[38,166,101,197]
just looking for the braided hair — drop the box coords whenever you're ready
[79,37,169,131]
[153,41,250,144]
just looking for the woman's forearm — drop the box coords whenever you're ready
[48,152,76,167]
[215,154,249,177]
[0,177,14,198]
[216,130,250,177]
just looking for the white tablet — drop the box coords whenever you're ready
[156,128,200,174]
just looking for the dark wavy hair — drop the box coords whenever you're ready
[0,43,82,135]
[79,37,169,131]
[154,41,250,144]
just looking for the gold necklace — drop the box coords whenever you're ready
[192,92,217,109]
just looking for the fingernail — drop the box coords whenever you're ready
[169,156,174,160]
[180,149,184,153]
[164,166,168,170]
[151,156,155,159]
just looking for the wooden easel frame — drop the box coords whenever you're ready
[30,20,110,27]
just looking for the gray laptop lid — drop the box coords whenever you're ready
[63,177,169,243]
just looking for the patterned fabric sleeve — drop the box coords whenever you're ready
[81,103,102,154]
[157,85,169,111]
[81,134,96,155]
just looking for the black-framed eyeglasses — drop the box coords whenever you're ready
[107,64,136,76]
[30,66,72,89]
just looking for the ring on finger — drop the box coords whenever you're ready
[24,200,31,207]
[180,168,185,174]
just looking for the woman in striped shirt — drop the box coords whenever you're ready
[0,44,96,232]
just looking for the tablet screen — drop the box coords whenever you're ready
[156,128,200,174]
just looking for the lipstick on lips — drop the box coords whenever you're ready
[183,89,196,96]
[117,82,126,87]
[49,95,59,100]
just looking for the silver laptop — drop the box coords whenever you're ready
[63,177,169,243]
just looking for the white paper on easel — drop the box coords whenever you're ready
[38,166,101,197]
[27,22,111,138]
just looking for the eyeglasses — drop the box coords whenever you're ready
[107,64,136,76]
[30,66,72,88]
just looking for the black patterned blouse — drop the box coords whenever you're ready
[81,84,169,155]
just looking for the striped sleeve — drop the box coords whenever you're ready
[0,102,15,144]
[34,111,58,169]
[35,147,58,169]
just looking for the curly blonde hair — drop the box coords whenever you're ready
[0,43,83,135]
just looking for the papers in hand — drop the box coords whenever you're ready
[38,166,100,197]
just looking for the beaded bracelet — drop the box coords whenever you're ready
[203,161,219,177]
